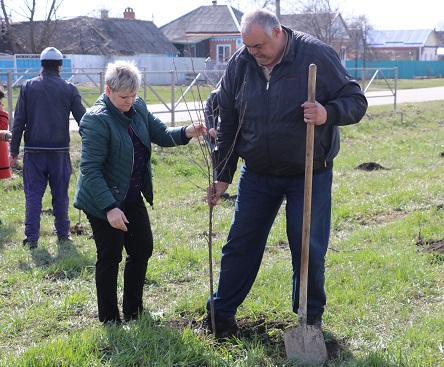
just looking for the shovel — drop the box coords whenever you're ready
[283,64,328,364]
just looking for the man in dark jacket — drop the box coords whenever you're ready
[203,9,368,338]
[9,47,86,249]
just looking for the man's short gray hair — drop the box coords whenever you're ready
[105,60,141,93]
[240,9,281,39]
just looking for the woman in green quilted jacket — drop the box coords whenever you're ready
[74,60,205,325]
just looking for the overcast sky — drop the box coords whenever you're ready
[8,0,444,31]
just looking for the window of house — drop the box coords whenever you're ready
[217,44,231,63]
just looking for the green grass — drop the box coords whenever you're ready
[1,100,444,366]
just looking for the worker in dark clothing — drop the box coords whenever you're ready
[202,9,368,338]
[9,47,86,249]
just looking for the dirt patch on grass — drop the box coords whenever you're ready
[419,239,444,254]
[356,162,389,171]
[164,316,347,361]
[70,222,89,236]
[416,235,444,265]
[358,209,407,226]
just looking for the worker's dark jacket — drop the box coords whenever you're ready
[74,94,189,220]
[216,27,368,183]
[10,69,85,155]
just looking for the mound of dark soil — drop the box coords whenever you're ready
[165,316,347,361]
[420,239,444,254]
[356,162,389,171]
[69,222,89,236]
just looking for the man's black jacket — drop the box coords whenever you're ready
[216,27,368,183]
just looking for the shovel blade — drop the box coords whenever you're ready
[283,324,328,364]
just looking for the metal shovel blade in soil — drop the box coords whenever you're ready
[284,323,328,364]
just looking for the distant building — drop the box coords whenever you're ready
[161,4,353,66]
[160,1,242,67]
[366,29,440,61]
[0,7,179,56]
[435,31,444,61]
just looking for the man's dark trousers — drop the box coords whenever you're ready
[23,152,72,242]
[207,164,332,320]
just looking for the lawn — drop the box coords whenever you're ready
[0,100,443,366]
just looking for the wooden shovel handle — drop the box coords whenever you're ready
[298,64,317,323]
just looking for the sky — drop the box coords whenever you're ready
[8,0,444,31]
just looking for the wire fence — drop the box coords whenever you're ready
[2,66,398,128]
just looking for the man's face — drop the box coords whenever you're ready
[242,23,281,67]
[106,86,137,113]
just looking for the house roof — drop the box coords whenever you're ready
[367,29,436,48]
[160,4,243,44]
[0,16,179,56]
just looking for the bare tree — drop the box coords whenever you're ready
[0,0,19,53]
[288,0,345,45]
[347,15,373,71]
[0,0,64,54]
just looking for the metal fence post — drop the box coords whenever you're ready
[7,71,13,127]
[99,71,104,93]
[361,68,366,92]
[394,67,398,110]
[142,69,147,102]
[170,70,175,127]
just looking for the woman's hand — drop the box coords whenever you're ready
[185,122,207,138]
[106,207,129,232]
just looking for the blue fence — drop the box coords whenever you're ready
[0,57,442,82]
[346,60,444,79]
[0,58,72,83]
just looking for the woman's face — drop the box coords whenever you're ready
[105,85,137,113]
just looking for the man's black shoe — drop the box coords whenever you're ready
[200,313,238,338]
[124,311,140,322]
[103,318,122,327]
[307,313,323,328]
[58,235,73,243]
[23,238,38,249]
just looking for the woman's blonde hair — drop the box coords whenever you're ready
[105,60,141,93]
